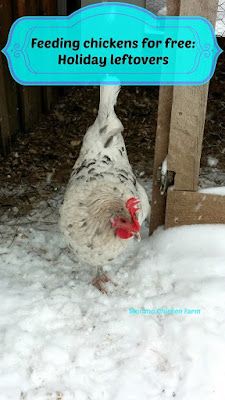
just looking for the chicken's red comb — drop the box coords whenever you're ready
[126,197,140,231]
[126,197,140,214]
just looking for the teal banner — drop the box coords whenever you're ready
[2,2,222,86]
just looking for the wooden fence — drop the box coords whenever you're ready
[0,0,67,156]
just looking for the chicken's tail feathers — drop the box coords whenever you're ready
[99,85,121,119]
[94,84,124,148]
[97,85,122,126]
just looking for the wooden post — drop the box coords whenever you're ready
[0,54,11,154]
[57,0,67,15]
[150,0,221,232]
[0,0,20,155]
[40,0,60,112]
[149,87,173,234]
[15,0,43,132]
[165,0,219,228]
[167,0,219,191]
[67,0,81,13]
[149,0,180,234]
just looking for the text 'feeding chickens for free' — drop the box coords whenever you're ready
[2,2,221,85]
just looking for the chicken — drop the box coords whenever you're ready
[60,86,150,289]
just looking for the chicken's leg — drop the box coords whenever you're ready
[91,267,116,294]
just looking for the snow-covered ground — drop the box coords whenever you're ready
[1,174,225,400]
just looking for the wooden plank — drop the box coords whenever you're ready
[18,86,42,132]
[17,0,41,16]
[167,0,219,192]
[149,0,181,234]
[0,0,20,155]
[15,0,43,132]
[0,54,11,154]
[40,0,60,111]
[57,0,67,15]
[167,0,181,14]
[166,190,225,228]
[179,0,219,23]
[81,0,145,7]
[40,0,57,15]
[167,85,209,191]
[67,0,81,13]
[149,87,173,234]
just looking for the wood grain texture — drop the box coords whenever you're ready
[149,87,173,234]
[149,0,181,234]
[57,0,67,15]
[166,190,225,228]
[167,85,209,191]
[16,0,43,132]
[0,0,62,155]
[40,0,60,112]
[0,53,11,153]
[167,0,219,192]
[167,0,181,15]
[0,0,20,155]
[179,0,219,23]
[151,0,220,232]
[40,0,57,15]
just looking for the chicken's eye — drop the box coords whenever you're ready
[120,218,127,223]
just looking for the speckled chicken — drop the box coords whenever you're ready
[60,86,150,288]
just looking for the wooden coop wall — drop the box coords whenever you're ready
[0,0,67,156]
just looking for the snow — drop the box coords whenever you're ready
[200,186,225,196]
[1,181,225,400]
[217,2,225,36]
[161,156,168,175]
[207,156,218,168]
[157,6,167,16]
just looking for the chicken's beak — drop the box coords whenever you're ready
[134,232,141,242]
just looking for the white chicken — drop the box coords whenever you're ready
[60,86,150,290]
